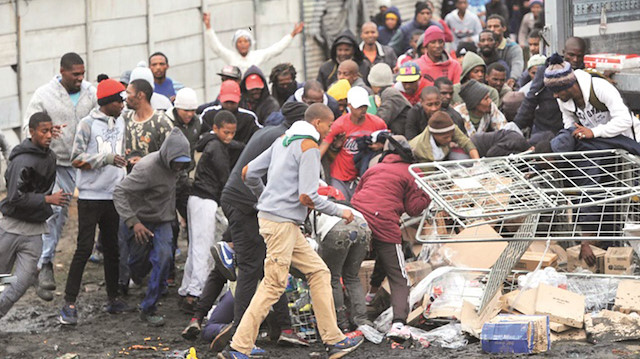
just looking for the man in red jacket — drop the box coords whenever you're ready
[415,26,462,86]
[350,136,430,342]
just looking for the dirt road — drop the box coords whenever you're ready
[1,200,639,358]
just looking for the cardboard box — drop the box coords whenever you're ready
[549,321,571,333]
[534,283,585,328]
[567,244,606,273]
[502,289,537,315]
[358,260,375,294]
[605,247,634,274]
[614,280,640,313]
[528,241,568,264]
[481,315,550,354]
[513,251,558,271]
[440,225,508,269]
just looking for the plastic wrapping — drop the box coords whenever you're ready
[357,324,384,344]
[517,267,568,290]
[426,272,484,318]
[410,323,468,349]
[566,271,619,312]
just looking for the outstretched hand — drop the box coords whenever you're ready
[203,12,211,29]
[291,22,304,37]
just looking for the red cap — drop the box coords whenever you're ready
[219,80,241,103]
[245,74,265,90]
[97,79,125,100]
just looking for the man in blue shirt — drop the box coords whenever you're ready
[149,52,176,102]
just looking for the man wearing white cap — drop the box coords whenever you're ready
[320,87,387,202]
[167,88,202,172]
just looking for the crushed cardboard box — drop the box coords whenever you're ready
[513,251,558,271]
[481,315,550,354]
[584,310,640,343]
[460,288,503,338]
[551,328,587,343]
[567,244,605,273]
[528,242,568,264]
[534,283,585,328]
[605,247,634,275]
[440,225,508,269]
[614,280,640,313]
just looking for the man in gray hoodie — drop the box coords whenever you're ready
[23,53,97,293]
[113,127,191,326]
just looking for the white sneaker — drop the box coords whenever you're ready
[387,322,411,341]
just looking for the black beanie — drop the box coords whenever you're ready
[414,1,430,18]
[282,101,309,126]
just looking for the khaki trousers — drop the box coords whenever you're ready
[231,218,346,354]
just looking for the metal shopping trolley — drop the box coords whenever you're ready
[408,149,640,312]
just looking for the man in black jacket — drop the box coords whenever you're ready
[211,102,310,352]
[240,66,280,125]
[0,113,70,317]
[178,111,244,311]
[317,30,369,91]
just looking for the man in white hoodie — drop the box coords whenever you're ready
[23,52,97,296]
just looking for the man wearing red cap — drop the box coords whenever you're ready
[59,78,132,325]
[201,80,261,145]
[239,66,279,125]
[415,26,462,86]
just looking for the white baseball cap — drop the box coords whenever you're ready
[347,86,370,109]
[174,88,198,110]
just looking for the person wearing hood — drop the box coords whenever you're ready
[409,110,478,162]
[0,113,66,319]
[444,0,483,48]
[202,12,304,74]
[316,30,368,91]
[388,2,447,56]
[371,0,392,27]
[60,78,132,326]
[378,6,402,45]
[201,80,261,145]
[113,127,191,326]
[240,66,280,125]
[223,103,363,359]
[350,135,430,343]
[265,80,342,126]
[211,101,319,352]
[451,50,500,106]
[178,111,244,313]
[23,53,96,297]
[368,63,411,135]
[360,22,398,73]
[415,26,462,86]
[269,63,301,107]
[454,80,507,137]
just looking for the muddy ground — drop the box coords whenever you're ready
[1,200,640,358]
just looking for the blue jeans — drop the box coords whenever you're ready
[121,221,173,313]
[40,166,76,268]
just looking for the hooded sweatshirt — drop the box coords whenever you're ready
[71,108,126,200]
[23,75,97,166]
[192,132,244,203]
[239,66,280,125]
[113,127,190,228]
[351,153,430,244]
[377,6,402,45]
[222,102,308,214]
[452,52,500,106]
[205,27,294,74]
[377,86,412,135]
[166,107,201,172]
[200,105,261,145]
[0,139,56,225]
[244,120,342,224]
[316,30,369,91]
[415,51,462,86]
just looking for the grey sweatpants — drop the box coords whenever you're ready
[0,228,42,318]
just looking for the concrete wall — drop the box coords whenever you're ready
[2,0,305,139]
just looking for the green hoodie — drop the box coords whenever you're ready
[452,52,500,106]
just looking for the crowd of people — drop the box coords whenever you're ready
[0,1,638,359]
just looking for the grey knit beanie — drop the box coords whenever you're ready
[459,80,490,110]
[368,63,394,87]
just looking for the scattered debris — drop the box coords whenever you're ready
[585,310,640,343]
[614,280,640,313]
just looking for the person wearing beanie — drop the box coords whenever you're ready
[327,79,352,115]
[518,0,543,48]
[368,63,412,135]
[239,66,280,125]
[486,15,524,86]
[60,77,132,326]
[166,88,201,173]
[178,110,244,314]
[444,0,483,48]
[202,12,303,74]
[129,65,173,110]
[201,80,261,145]
[454,79,507,137]
[544,53,640,150]
[320,87,387,202]
[388,1,448,56]
[451,50,500,106]
[414,26,462,86]
[409,110,478,161]
[317,30,370,91]
[360,22,398,76]
[23,53,97,298]
[351,134,430,343]
[518,54,547,94]
[394,61,429,105]
[371,0,392,27]
[378,6,402,45]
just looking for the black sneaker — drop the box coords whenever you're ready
[140,311,165,327]
[38,262,56,290]
[180,295,198,314]
[325,333,364,359]
[210,322,235,352]
[105,298,135,314]
[59,303,78,325]
[182,318,201,340]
